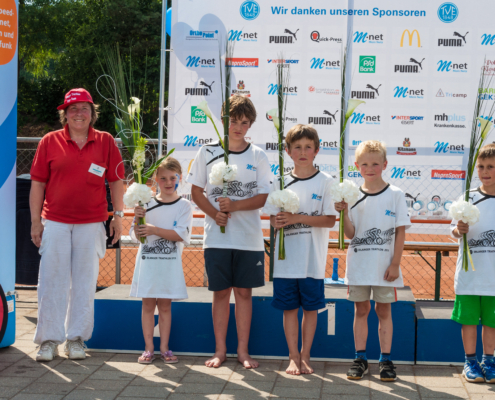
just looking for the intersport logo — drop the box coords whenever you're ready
[434,141,465,154]
[390,167,421,179]
[225,58,258,67]
[437,60,468,72]
[431,170,466,180]
[228,29,258,42]
[353,31,384,44]
[186,56,216,68]
[268,83,298,95]
[391,116,424,125]
[310,58,340,70]
[393,86,424,99]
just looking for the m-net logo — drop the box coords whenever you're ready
[270,164,293,174]
[246,164,257,171]
[183,135,214,147]
[390,167,421,180]
[434,141,465,154]
[269,29,299,44]
[353,31,384,44]
[437,60,468,73]
[185,56,216,68]
[319,139,338,151]
[438,31,468,47]
[268,83,298,96]
[431,170,466,180]
[310,58,340,70]
[312,193,322,201]
[228,29,258,42]
[240,0,260,21]
[385,210,397,217]
[481,34,495,46]
[393,86,424,99]
[349,113,381,125]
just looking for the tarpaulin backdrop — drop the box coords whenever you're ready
[0,0,18,347]
[167,0,495,233]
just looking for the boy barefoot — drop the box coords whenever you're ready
[264,124,336,375]
[186,95,271,369]
[335,141,410,382]
[451,143,495,384]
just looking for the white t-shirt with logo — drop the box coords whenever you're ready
[346,184,411,287]
[263,171,337,279]
[129,197,193,299]
[450,188,495,296]
[186,142,271,251]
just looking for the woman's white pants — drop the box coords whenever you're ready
[34,219,107,344]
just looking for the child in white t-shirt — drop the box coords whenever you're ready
[130,157,193,364]
[264,124,337,375]
[335,140,410,382]
[186,95,271,369]
[451,143,495,384]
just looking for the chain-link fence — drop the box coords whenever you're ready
[17,138,458,300]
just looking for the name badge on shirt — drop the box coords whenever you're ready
[89,163,106,177]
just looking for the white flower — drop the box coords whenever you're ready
[477,117,493,137]
[128,97,141,117]
[449,200,480,225]
[196,100,212,119]
[267,108,280,131]
[123,182,152,208]
[345,99,365,120]
[132,148,145,169]
[209,162,238,186]
[267,189,300,214]
[330,179,360,206]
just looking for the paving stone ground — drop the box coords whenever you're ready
[0,290,494,400]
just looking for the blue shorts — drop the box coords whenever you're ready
[204,248,265,292]
[272,278,325,311]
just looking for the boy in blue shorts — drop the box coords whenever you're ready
[335,140,410,381]
[451,143,495,383]
[187,95,271,369]
[264,124,337,375]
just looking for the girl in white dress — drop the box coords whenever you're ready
[130,157,193,364]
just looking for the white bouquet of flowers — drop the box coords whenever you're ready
[449,200,480,225]
[330,179,360,207]
[209,162,238,186]
[123,182,152,208]
[267,189,300,213]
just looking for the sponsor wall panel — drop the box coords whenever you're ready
[168,0,495,233]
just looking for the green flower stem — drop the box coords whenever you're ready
[220,180,228,234]
[208,116,224,148]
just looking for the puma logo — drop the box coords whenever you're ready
[206,149,214,156]
[199,81,214,93]
[366,84,382,96]
[409,58,425,70]
[284,29,299,40]
[323,110,338,122]
[405,193,420,202]
[453,31,468,43]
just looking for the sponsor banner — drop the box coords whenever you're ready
[431,169,466,180]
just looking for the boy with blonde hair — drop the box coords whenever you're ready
[335,140,410,381]
[264,124,336,375]
[451,143,495,383]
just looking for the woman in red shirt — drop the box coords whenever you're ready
[30,88,125,362]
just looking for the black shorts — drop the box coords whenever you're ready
[204,248,265,291]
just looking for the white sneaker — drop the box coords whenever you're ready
[36,341,59,362]
[64,339,87,360]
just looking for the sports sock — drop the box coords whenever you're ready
[379,352,391,362]
[465,353,477,363]
[482,354,494,364]
[355,350,367,361]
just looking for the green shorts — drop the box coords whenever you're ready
[451,295,495,328]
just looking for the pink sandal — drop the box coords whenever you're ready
[160,350,178,364]
[138,350,154,364]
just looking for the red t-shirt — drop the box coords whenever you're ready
[30,126,125,224]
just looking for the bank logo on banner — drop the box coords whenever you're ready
[434,141,465,154]
[400,30,421,47]
[240,0,260,21]
[391,167,421,180]
[394,57,425,73]
[185,30,218,41]
[232,80,251,97]
[349,112,381,125]
[226,58,258,67]
[479,88,495,100]
[351,83,382,100]
[359,56,376,73]
[269,28,299,44]
[310,31,342,44]
[433,113,467,128]
[393,86,425,99]
[348,166,362,178]
[437,3,459,23]
[308,86,339,96]
[391,115,424,125]
[190,106,207,123]
[481,33,495,46]
[267,83,298,96]
[228,29,258,42]
[436,60,468,73]
[438,31,468,47]
[185,81,214,96]
[310,57,340,70]
[353,31,384,44]
[397,138,417,155]
[431,170,465,180]
[185,56,215,68]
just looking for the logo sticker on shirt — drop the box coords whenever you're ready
[385,210,396,217]
[89,163,105,177]
[351,227,395,251]
[312,193,322,201]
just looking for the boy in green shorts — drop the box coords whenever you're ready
[451,143,495,383]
